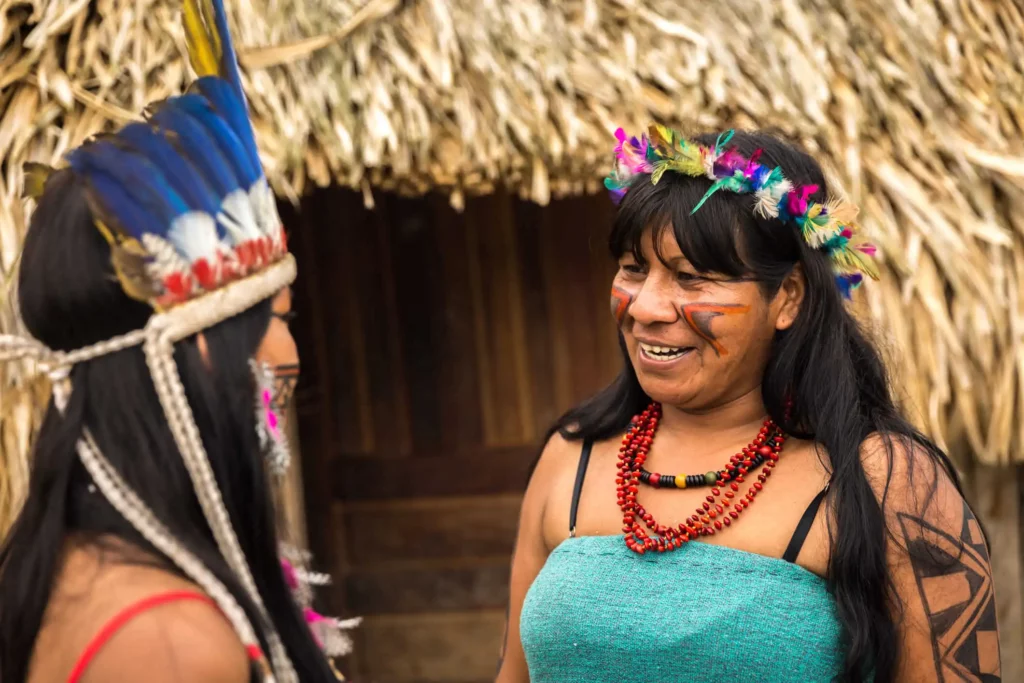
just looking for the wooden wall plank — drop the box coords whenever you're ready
[388,195,445,452]
[342,495,521,566]
[429,194,485,452]
[345,561,510,614]
[355,611,505,683]
[335,447,536,501]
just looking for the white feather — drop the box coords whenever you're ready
[249,177,281,238]
[140,233,190,281]
[167,211,221,262]
[753,189,780,218]
[702,151,717,179]
[219,188,260,244]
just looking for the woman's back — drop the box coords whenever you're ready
[27,540,248,683]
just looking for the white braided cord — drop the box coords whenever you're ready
[75,430,275,679]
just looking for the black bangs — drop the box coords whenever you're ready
[609,170,754,278]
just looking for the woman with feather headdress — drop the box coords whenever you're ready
[0,1,349,681]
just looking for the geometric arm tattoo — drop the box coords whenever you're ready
[897,501,1000,681]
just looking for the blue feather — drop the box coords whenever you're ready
[209,0,244,99]
[174,93,260,187]
[68,142,190,235]
[116,123,221,216]
[192,77,261,174]
[82,172,167,243]
[151,103,242,198]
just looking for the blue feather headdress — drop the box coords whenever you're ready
[63,0,285,310]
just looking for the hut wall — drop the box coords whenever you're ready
[287,187,621,682]
[285,188,1023,683]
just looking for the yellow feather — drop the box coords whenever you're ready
[22,162,55,200]
[824,197,859,224]
[183,0,222,77]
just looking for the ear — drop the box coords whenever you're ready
[773,264,805,331]
[196,332,211,367]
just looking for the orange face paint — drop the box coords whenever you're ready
[611,286,634,325]
[681,302,750,356]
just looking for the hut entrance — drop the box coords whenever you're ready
[286,186,621,683]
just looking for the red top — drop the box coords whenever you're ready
[67,590,216,683]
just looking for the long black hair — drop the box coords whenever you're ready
[551,131,963,682]
[0,170,337,681]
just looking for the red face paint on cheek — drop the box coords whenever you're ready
[680,302,750,356]
[611,286,635,325]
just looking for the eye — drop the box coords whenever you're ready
[619,262,646,277]
[675,271,706,284]
[273,311,297,324]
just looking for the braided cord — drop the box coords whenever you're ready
[75,430,274,679]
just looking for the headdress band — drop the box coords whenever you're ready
[603,125,879,298]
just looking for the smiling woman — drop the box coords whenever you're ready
[495,128,1001,683]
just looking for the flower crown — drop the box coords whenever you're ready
[603,125,879,298]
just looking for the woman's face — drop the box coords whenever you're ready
[255,288,298,369]
[612,227,801,410]
[255,288,300,414]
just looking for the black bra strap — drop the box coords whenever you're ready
[782,484,830,563]
[569,440,594,537]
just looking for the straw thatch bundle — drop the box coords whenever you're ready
[2,0,1023,527]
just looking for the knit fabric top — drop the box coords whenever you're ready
[520,534,846,682]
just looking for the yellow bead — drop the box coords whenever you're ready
[676,475,686,489]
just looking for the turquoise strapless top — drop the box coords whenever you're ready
[520,535,846,682]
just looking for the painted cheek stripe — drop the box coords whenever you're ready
[681,302,750,356]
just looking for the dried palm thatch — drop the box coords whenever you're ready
[2,0,1024,527]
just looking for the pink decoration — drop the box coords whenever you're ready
[261,389,280,439]
[787,184,819,216]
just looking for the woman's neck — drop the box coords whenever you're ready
[654,386,770,457]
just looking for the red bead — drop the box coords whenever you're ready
[723,517,732,526]
[702,502,711,511]
[725,491,735,499]
[729,511,739,519]
[731,482,739,491]
[715,504,723,514]
[754,482,763,491]
[650,473,660,486]
[711,488,720,496]
[706,495,715,503]
[708,509,717,519]
[700,515,710,524]
[714,520,723,530]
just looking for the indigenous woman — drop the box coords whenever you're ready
[0,1,345,681]
[496,128,1000,682]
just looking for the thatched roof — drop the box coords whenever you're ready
[2,0,1024,526]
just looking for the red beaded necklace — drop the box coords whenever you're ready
[616,402,787,555]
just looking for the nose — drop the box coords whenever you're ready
[628,274,679,326]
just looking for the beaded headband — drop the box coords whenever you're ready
[603,125,879,298]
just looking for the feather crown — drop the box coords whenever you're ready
[604,125,879,298]
[56,0,285,310]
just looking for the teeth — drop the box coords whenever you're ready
[640,342,687,359]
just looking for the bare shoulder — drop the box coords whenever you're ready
[39,542,248,683]
[859,432,966,523]
[532,430,587,478]
[82,594,249,683]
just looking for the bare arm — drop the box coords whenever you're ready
[496,434,572,683]
[863,436,1001,682]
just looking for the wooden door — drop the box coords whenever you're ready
[285,188,622,682]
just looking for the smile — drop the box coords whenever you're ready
[639,342,694,361]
